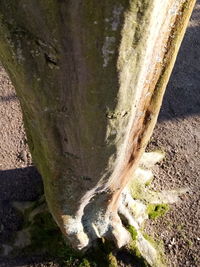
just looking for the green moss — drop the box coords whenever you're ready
[86,238,117,266]
[128,241,150,267]
[143,233,161,250]
[79,258,91,267]
[107,252,118,267]
[177,224,185,231]
[130,180,145,200]
[127,225,138,240]
[125,225,149,267]
[22,212,81,263]
[142,233,166,266]
[145,177,153,187]
[147,204,169,219]
[13,200,85,265]
[126,225,166,267]
[15,202,118,266]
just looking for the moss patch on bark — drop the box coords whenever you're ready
[147,204,169,220]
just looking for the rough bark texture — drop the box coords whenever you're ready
[0,0,195,253]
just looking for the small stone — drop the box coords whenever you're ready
[18,150,27,162]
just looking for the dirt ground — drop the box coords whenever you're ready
[0,2,200,267]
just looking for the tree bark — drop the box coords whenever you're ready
[0,0,195,253]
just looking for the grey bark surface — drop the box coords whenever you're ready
[0,0,195,253]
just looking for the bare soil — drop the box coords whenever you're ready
[0,2,200,266]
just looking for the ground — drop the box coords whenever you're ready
[0,2,200,266]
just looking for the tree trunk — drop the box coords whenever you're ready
[0,0,195,254]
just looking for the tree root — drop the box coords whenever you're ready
[1,151,188,266]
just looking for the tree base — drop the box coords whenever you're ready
[1,152,188,266]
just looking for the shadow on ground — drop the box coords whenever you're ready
[0,167,44,266]
[0,167,43,202]
[159,19,200,121]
